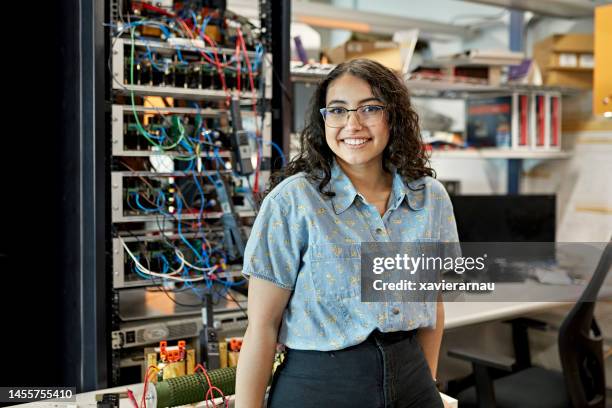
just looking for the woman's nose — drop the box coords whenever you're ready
[344,111,363,130]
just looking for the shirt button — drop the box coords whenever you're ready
[392,307,400,315]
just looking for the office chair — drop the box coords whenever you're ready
[448,240,612,408]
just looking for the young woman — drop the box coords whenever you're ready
[235,59,458,408]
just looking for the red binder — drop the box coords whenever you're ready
[551,97,559,147]
[537,95,545,146]
[520,95,528,146]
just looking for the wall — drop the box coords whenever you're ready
[431,157,508,194]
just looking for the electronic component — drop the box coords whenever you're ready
[113,39,264,98]
[229,97,256,176]
[146,340,196,382]
[213,177,247,261]
[111,310,248,350]
[96,393,119,408]
[110,171,255,223]
[111,233,244,289]
[152,357,284,407]
[155,367,237,408]
[111,104,232,157]
[109,2,270,385]
[113,319,201,350]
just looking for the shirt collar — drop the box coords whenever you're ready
[404,177,427,212]
[329,158,426,214]
[330,158,359,214]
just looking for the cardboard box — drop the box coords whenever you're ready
[533,33,594,88]
[327,40,402,71]
[533,34,593,65]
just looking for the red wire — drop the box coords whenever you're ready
[237,28,256,104]
[175,17,229,106]
[133,1,176,17]
[126,389,139,408]
[235,40,242,94]
[195,363,229,408]
[141,365,158,408]
[169,14,263,189]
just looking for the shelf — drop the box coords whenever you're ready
[548,66,593,72]
[430,51,525,67]
[114,269,244,290]
[429,149,572,159]
[123,38,258,57]
[115,84,259,101]
[119,105,225,116]
[113,170,233,177]
[406,78,581,96]
[288,63,582,95]
[112,150,233,158]
[112,210,256,224]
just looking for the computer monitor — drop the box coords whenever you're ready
[449,194,556,242]
[448,194,557,282]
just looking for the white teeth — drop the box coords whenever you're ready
[343,138,369,145]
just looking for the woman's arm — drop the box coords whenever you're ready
[235,277,292,408]
[416,296,445,380]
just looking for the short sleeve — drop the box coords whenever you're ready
[437,184,462,269]
[439,188,459,244]
[241,196,302,290]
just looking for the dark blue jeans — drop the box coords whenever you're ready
[267,329,444,408]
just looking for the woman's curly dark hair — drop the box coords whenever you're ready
[264,58,434,199]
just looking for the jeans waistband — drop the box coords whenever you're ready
[367,329,417,345]
[285,329,417,355]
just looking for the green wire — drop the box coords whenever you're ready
[127,28,215,165]
[129,27,184,151]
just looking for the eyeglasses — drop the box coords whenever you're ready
[319,105,385,128]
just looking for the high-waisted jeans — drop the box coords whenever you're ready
[267,329,444,408]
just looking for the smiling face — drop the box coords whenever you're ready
[324,74,390,168]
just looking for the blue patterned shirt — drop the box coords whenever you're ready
[242,159,459,351]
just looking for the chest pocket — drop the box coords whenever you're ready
[309,243,361,299]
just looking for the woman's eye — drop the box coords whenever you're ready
[328,108,345,115]
[362,105,382,113]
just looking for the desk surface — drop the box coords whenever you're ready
[14,385,458,408]
[444,300,568,330]
[443,281,571,330]
[444,280,612,329]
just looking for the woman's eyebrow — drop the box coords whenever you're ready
[358,97,382,104]
[327,97,382,106]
